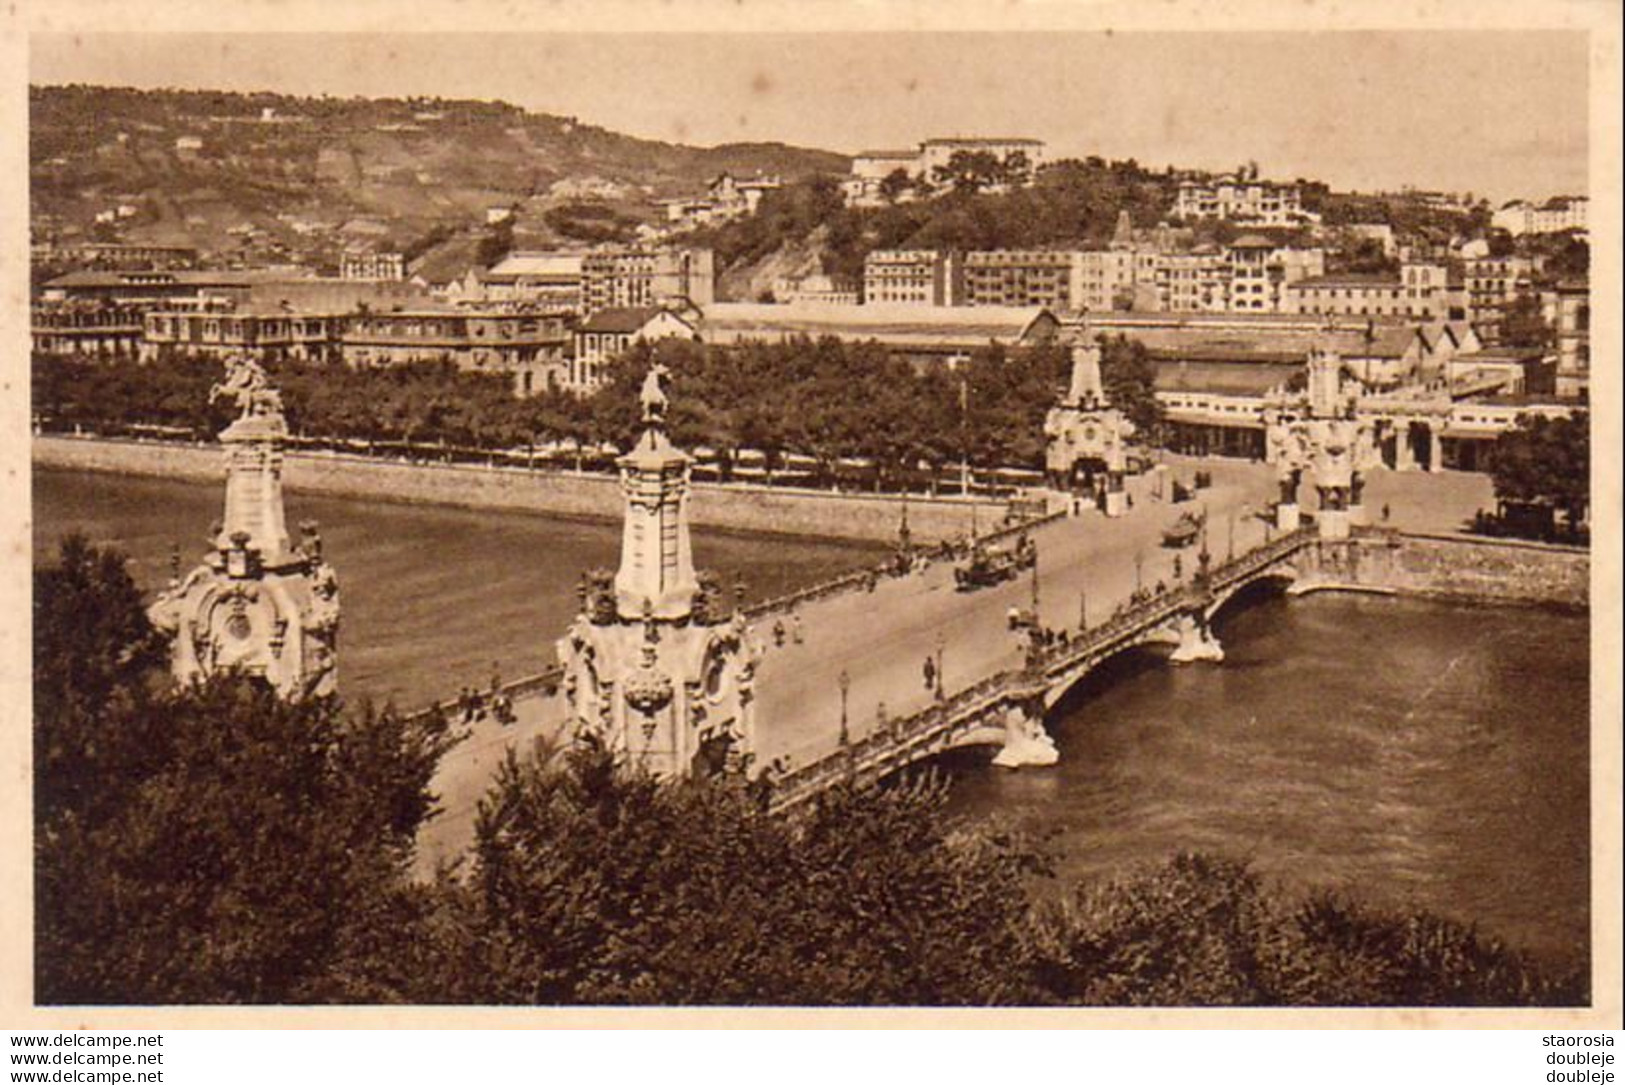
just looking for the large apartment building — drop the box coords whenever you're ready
[1174,176,1313,227]
[1552,279,1589,398]
[862,250,959,306]
[1461,256,1539,340]
[1286,263,1462,321]
[141,306,343,365]
[341,308,572,396]
[579,247,715,315]
[862,241,1330,315]
[959,250,1081,310]
[339,251,406,281]
[1492,196,1588,236]
[1225,237,1325,312]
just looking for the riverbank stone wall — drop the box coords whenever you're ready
[32,435,1009,545]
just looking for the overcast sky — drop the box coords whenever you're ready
[31,31,1589,202]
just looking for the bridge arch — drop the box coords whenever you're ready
[1203,564,1300,624]
[1040,633,1176,713]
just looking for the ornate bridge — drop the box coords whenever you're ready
[766,527,1319,811]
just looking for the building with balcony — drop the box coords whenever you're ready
[1552,279,1590,398]
[1173,176,1314,226]
[580,247,715,315]
[1224,236,1325,313]
[1461,256,1539,341]
[960,250,1082,310]
[569,307,700,393]
[31,301,146,359]
[341,307,571,396]
[339,251,406,281]
[862,250,959,306]
[140,305,343,365]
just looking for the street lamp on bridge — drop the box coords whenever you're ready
[838,669,850,747]
[934,632,945,702]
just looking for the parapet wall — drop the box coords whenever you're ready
[1385,532,1590,608]
[32,435,1008,544]
[1304,531,1590,609]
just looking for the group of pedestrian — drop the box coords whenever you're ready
[456,680,516,727]
[770,611,805,650]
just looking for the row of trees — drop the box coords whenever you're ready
[33,335,1167,486]
[35,537,1586,1006]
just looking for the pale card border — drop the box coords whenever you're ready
[0,0,1618,1031]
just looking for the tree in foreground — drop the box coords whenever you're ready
[416,742,1046,1005]
[1021,853,1584,1007]
[34,536,459,1004]
[34,539,1584,1006]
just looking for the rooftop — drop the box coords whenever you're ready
[1154,359,1298,396]
[699,302,1056,346]
[485,252,585,279]
[920,137,1043,146]
[46,268,316,289]
[1290,273,1402,289]
[578,307,666,334]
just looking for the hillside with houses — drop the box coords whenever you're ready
[30,84,848,278]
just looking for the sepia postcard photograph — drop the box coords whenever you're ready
[3,0,1618,1031]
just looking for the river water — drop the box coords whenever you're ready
[33,466,1590,969]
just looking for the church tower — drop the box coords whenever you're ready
[558,364,761,778]
[1044,330,1135,516]
[148,356,340,698]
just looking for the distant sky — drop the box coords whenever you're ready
[31,31,1589,201]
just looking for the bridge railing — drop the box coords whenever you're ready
[741,501,1068,624]
[770,526,1321,808]
[769,670,1014,808]
[405,663,564,725]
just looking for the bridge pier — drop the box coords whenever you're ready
[991,683,1059,769]
[1168,612,1225,664]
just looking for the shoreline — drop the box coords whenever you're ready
[32,433,1010,545]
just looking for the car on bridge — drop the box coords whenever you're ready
[954,534,1037,591]
[1161,510,1205,549]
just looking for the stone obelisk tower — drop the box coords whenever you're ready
[148,355,340,698]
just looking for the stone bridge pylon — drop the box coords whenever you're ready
[148,353,341,699]
[555,364,763,778]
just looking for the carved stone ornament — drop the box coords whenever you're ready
[623,661,675,715]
